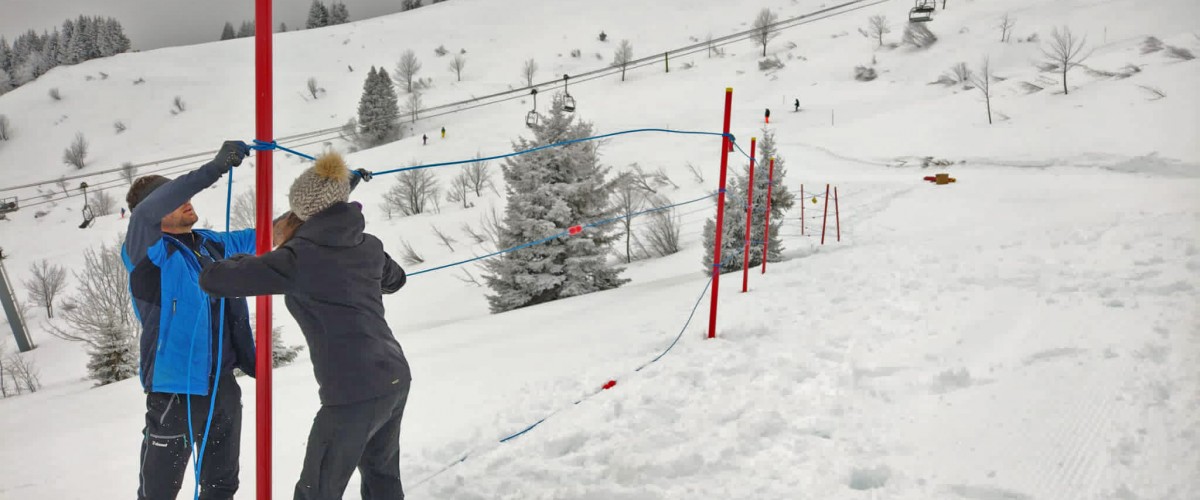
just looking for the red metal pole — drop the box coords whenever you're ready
[741,137,756,293]
[761,157,775,274]
[834,186,840,242]
[800,184,805,236]
[820,184,830,245]
[254,1,273,498]
[708,88,733,339]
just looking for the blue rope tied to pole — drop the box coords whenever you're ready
[252,139,317,161]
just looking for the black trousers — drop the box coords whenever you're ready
[294,383,411,500]
[138,373,242,500]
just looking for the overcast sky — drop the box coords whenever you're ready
[1,0,411,51]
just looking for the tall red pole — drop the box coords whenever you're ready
[741,137,756,293]
[761,157,775,274]
[834,186,840,242]
[254,1,274,498]
[708,88,733,339]
[820,184,830,245]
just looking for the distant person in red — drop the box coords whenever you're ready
[765,108,771,124]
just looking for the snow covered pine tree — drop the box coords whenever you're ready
[484,94,628,313]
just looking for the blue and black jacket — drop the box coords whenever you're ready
[122,160,257,395]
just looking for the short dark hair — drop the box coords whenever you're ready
[126,175,169,211]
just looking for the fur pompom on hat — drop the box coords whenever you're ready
[289,152,352,220]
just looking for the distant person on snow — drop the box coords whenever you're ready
[422,133,428,145]
[794,98,800,112]
[441,127,446,139]
[122,140,256,500]
[200,153,411,500]
[765,108,771,124]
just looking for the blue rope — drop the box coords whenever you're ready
[407,193,717,277]
[639,277,713,369]
[187,170,234,500]
[335,128,732,177]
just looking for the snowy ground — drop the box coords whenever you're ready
[1,0,1198,498]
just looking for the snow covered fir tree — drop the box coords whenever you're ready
[703,128,795,273]
[355,66,401,147]
[484,95,628,313]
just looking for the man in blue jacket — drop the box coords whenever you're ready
[123,140,256,500]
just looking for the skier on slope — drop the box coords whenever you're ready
[201,153,411,500]
[123,141,256,500]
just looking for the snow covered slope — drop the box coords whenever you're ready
[0,0,1197,498]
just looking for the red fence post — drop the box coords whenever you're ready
[708,88,733,339]
[820,184,830,245]
[834,186,840,243]
[761,157,775,274]
[254,1,274,498]
[742,137,756,293]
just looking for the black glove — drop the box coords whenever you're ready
[349,168,373,191]
[214,141,251,169]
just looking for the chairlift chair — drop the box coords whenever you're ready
[562,74,576,113]
[909,0,934,23]
[78,182,95,229]
[0,197,17,215]
[525,88,540,128]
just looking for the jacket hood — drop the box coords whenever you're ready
[293,202,365,248]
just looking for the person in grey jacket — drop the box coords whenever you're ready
[199,152,411,500]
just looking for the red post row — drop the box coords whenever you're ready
[708,88,733,339]
[761,157,775,274]
[741,137,756,293]
[254,0,274,497]
[820,184,830,245]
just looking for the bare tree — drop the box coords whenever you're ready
[56,176,70,197]
[25,259,67,318]
[395,49,422,93]
[385,168,439,216]
[431,224,457,252]
[7,353,40,393]
[903,22,938,49]
[480,205,503,248]
[62,133,88,169]
[454,268,483,287]
[968,57,994,124]
[685,162,705,184]
[636,198,682,258]
[447,170,472,209]
[465,153,493,196]
[117,162,137,186]
[752,8,780,57]
[998,14,1016,43]
[306,77,324,99]
[404,89,423,123]
[0,338,8,397]
[613,172,651,263]
[1041,26,1090,95]
[522,58,538,87]
[448,54,466,82]
[171,96,187,115]
[460,222,487,244]
[868,15,890,47]
[231,189,256,229]
[113,121,127,134]
[50,238,136,347]
[91,191,116,216]
[399,240,424,265]
[613,40,634,82]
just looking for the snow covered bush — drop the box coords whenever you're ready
[758,57,784,71]
[854,65,878,81]
[48,88,62,101]
[0,115,10,141]
[903,22,938,48]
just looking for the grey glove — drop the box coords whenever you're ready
[213,141,251,169]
